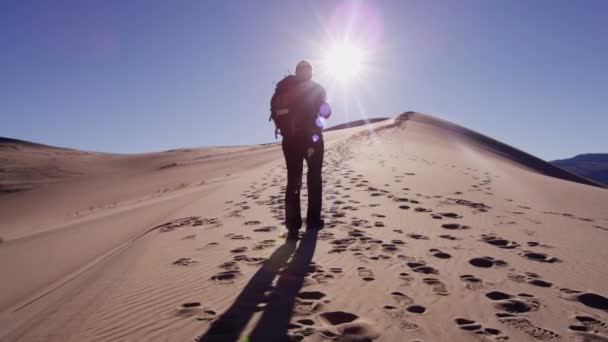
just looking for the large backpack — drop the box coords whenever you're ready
[269,76,323,138]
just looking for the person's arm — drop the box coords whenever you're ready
[270,84,280,113]
[317,86,331,119]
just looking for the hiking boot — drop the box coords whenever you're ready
[306,219,325,231]
[286,229,300,241]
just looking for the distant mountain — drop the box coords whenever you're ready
[551,154,608,186]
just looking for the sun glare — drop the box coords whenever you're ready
[322,42,365,82]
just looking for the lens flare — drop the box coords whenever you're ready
[315,116,326,129]
[319,102,332,118]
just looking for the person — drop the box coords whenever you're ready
[270,60,330,240]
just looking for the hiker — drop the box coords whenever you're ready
[269,60,331,240]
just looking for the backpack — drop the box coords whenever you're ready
[269,76,324,138]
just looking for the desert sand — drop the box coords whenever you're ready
[1,112,607,342]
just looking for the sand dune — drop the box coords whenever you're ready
[1,112,607,342]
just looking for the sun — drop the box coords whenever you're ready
[321,42,365,82]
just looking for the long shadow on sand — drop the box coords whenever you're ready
[197,230,319,342]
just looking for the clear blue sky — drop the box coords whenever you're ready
[1,0,606,160]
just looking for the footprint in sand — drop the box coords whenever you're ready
[157,216,219,232]
[390,291,414,306]
[252,225,277,233]
[297,291,328,300]
[243,220,261,225]
[368,254,391,261]
[454,318,509,341]
[439,234,461,241]
[329,267,343,274]
[559,288,608,312]
[407,261,439,275]
[294,291,329,315]
[469,256,508,268]
[429,248,452,259]
[318,231,335,241]
[526,241,553,248]
[225,233,250,240]
[485,291,540,313]
[396,254,416,263]
[176,302,212,318]
[519,251,560,263]
[569,315,608,336]
[317,311,381,341]
[423,277,450,296]
[357,266,375,281]
[407,233,430,240]
[329,239,355,254]
[233,255,266,265]
[211,267,242,285]
[507,272,553,288]
[196,309,217,321]
[496,312,560,341]
[382,306,419,330]
[398,272,415,287]
[438,212,463,219]
[197,242,219,250]
[381,243,400,252]
[287,322,315,341]
[307,265,342,285]
[172,257,198,266]
[454,318,482,331]
[441,223,471,230]
[252,239,276,250]
[349,230,366,238]
[480,234,520,249]
[230,246,248,253]
[309,272,335,285]
[459,274,491,290]
[406,305,427,314]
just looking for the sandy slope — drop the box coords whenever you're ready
[1,112,607,342]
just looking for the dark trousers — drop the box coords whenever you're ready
[282,134,324,231]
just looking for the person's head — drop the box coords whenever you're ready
[295,60,313,81]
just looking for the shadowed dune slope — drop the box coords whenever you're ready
[399,113,605,188]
